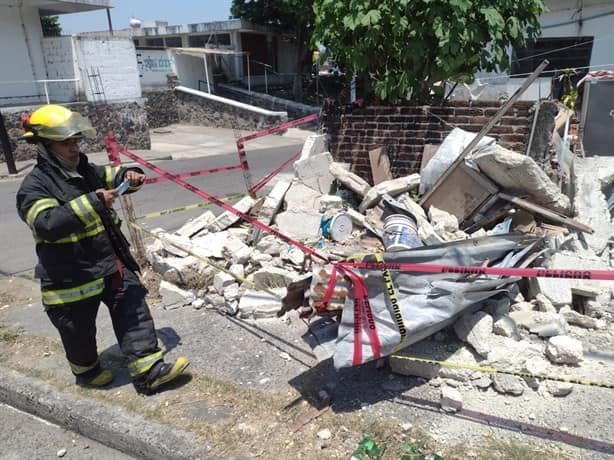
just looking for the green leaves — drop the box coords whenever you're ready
[312,0,544,103]
[351,437,386,460]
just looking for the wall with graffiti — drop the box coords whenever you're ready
[137,49,176,88]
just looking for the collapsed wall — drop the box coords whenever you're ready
[322,100,533,183]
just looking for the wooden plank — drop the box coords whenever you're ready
[368,146,393,184]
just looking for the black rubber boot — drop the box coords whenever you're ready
[133,357,190,395]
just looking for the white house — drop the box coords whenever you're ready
[0,0,142,107]
[455,0,614,101]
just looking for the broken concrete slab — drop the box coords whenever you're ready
[255,235,285,256]
[509,310,568,337]
[250,266,298,288]
[318,195,343,212]
[176,210,216,238]
[493,315,519,339]
[153,230,192,258]
[159,280,196,309]
[528,276,572,306]
[548,252,611,298]
[283,182,322,213]
[359,174,420,213]
[572,157,614,255]
[453,311,494,358]
[275,210,322,241]
[213,272,235,295]
[293,152,334,194]
[191,231,230,259]
[389,352,440,379]
[222,236,252,265]
[440,386,463,413]
[259,180,291,224]
[208,196,256,232]
[238,288,286,319]
[438,347,483,382]
[472,144,571,213]
[492,374,525,396]
[299,134,327,161]
[559,306,605,329]
[329,162,371,196]
[546,335,583,364]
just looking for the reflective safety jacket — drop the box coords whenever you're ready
[16,146,142,301]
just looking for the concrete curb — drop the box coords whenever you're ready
[0,366,208,459]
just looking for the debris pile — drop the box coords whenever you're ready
[145,111,613,404]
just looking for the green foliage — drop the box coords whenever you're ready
[312,0,544,103]
[559,68,578,111]
[351,437,386,460]
[40,15,62,37]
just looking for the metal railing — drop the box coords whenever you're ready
[0,78,80,104]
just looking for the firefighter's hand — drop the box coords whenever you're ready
[125,170,145,186]
[95,188,118,208]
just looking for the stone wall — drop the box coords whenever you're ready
[1,101,150,162]
[144,89,179,129]
[216,84,320,120]
[322,100,534,183]
[174,89,287,131]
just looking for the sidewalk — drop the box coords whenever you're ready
[0,124,313,179]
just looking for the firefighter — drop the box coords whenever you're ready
[16,104,189,395]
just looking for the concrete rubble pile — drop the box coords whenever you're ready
[144,123,613,405]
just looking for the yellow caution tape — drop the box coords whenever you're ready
[130,221,283,300]
[390,354,614,389]
[135,193,245,220]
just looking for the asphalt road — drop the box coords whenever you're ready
[0,403,135,460]
[0,143,300,277]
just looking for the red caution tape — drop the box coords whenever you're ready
[237,113,319,144]
[250,150,301,194]
[104,135,330,263]
[144,164,243,184]
[337,261,614,281]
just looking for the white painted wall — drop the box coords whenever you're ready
[72,36,142,101]
[136,49,176,88]
[42,36,79,102]
[173,53,214,93]
[0,3,48,105]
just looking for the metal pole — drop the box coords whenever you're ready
[43,81,49,104]
[247,55,251,94]
[106,8,114,36]
[0,111,17,175]
[264,67,268,94]
[203,55,211,93]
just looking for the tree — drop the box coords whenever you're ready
[231,0,314,101]
[41,15,62,37]
[312,0,544,103]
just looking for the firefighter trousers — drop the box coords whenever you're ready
[45,267,161,381]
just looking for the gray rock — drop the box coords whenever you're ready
[522,356,550,389]
[492,374,525,395]
[546,336,584,364]
[389,355,440,379]
[529,277,572,306]
[510,301,533,312]
[546,381,573,397]
[472,375,492,390]
[535,294,557,313]
[493,315,519,339]
[509,310,568,337]
[438,347,482,382]
[208,196,256,232]
[559,306,605,329]
[213,272,235,295]
[293,152,334,194]
[250,266,297,288]
[440,386,463,413]
[259,180,291,224]
[329,162,371,196]
[453,311,494,358]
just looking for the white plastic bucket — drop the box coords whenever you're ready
[382,214,421,251]
[321,212,353,242]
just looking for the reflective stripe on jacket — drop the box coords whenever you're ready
[16,146,142,296]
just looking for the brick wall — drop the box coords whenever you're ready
[322,100,534,183]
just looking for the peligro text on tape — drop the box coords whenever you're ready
[116,145,330,263]
[130,221,283,300]
[135,193,244,220]
[390,354,614,389]
[144,164,243,185]
[337,261,614,281]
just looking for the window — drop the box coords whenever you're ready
[145,38,164,48]
[511,37,593,76]
[165,36,182,47]
[213,33,231,46]
[188,34,211,47]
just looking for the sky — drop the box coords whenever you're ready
[59,0,234,35]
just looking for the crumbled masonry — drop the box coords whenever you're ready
[145,123,614,400]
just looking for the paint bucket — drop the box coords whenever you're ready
[321,213,353,242]
[382,213,421,251]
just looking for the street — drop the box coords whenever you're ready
[0,403,135,459]
[0,143,300,277]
